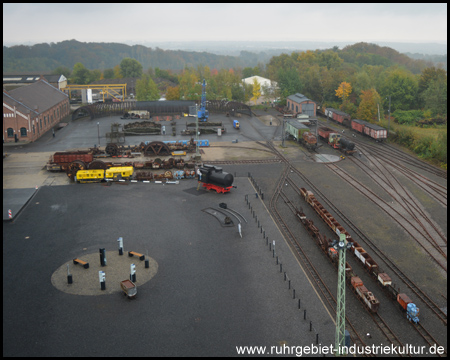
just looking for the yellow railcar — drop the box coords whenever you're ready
[105,167,134,180]
[75,166,134,183]
[75,169,105,183]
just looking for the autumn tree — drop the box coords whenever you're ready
[166,86,180,101]
[335,81,352,102]
[178,68,200,100]
[251,77,261,105]
[113,65,122,79]
[356,89,382,122]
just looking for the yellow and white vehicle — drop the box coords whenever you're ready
[75,167,134,183]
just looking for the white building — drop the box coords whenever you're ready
[242,76,278,105]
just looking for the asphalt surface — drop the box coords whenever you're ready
[3,176,336,356]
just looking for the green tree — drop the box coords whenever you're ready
[277,67,302,100]
[147,76,160,100]
[422,78,447,116]
[103,68,115,79]
[52,66,71,78]
[381,67,418,112]
[71,62,90,84]
[120,58,143,78]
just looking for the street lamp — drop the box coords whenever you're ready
[97,122,100,146]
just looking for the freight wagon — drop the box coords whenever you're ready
[299,187,420,323]
[351,119,387,142]
[46,151,94,171]
[325,108,352,127]
[296,207,380,313]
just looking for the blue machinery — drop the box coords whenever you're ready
[198,79,209,122]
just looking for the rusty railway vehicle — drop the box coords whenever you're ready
[299,188,420,323]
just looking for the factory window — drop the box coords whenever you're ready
[40,119,42,129]
[7,128,14,137]
[296,105,298,113]
[20,127,27,136]
[33,125,35,134]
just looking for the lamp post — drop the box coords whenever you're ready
[387,96,391,139]
[97,122,100,146]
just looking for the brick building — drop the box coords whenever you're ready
[3,79,69,143]
[286,93,317,116]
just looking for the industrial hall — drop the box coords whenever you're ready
[3,78,70,143]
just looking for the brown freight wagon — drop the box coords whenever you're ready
[46,151,94,171]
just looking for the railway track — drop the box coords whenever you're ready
[243,113,446,350]
[325,162,447,271]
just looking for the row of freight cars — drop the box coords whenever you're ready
[299,188,420,323]
[324,108,387,142]
[296,209,380,312]
[285,119,357,155]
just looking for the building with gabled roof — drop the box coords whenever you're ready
[286,93,317,116]
[3,79,69,143]
[3,73,67,91]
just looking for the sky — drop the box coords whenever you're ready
[3,3,447,45]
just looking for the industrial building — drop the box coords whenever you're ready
[3,73,67,91]
[3,79,70,143]
[286,93,317,116]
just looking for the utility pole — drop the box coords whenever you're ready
[387,95,391,138]
[334,233,351,356]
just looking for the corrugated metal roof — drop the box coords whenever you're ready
[3,74,65,84]
[8,79,67,113]
[287,93,314,104]
[287,120,310,130]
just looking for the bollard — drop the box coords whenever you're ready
[269,243,271,251]
[99,248,106,266]
[260,226,262,233]
[316,333,319,345]
[277,256,279,265]
[261,193,264,200]
[280,263,282,273]
[263,230,265,238]
[304,309,306,320]
[293,288,295,298]
[310,321,312,331]
[298,299,301,309]
[266,237,268,245]
[117,237,124,256]
[284,271,286,281]
[288,279,291,289]
[273,249,274,258]
[67,264,73,284]
[99,271,106,290]
[130,263,136,282]
[145,258,149,268]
